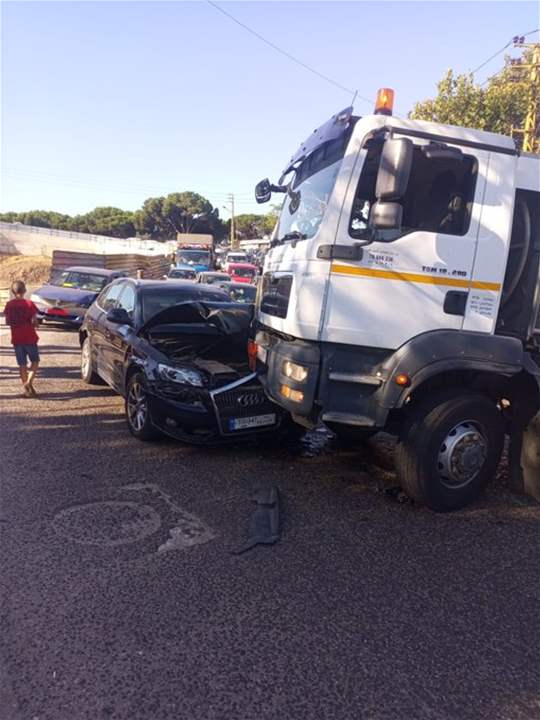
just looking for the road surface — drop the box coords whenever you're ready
[1,322,540,720]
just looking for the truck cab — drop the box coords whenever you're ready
[254,95,540,511]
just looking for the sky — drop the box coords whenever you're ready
[1,0,537,220]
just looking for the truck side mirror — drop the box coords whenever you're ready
[255,178,272,204]
[369,201,403,230]
[375,138,413,201]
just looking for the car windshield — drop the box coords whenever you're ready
[141,287,223,322]
[276,135,348,241]
[177,250,210,265]
[232,267,255,278]
[170,269,195,279]
[51,270,109,292]
[227,254,246,262]
[228,286,256,303]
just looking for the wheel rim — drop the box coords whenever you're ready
[81,340,91,377]
[437,421,488,489]
[127,382,147,432]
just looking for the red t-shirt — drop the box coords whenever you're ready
[3,298,39,345]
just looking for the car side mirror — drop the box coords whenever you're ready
[106,307,132,325]
[255,178,272,204]
[375,138,413,201]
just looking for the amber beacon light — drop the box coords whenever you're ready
[374,88,395,116]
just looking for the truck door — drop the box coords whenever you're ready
[322,134,489,350]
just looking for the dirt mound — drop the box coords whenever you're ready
[0,255,51,287]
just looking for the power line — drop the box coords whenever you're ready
[3,169,254,198]
[206,0,372,106]
[470,28,539,76]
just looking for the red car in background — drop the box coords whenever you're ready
[227,262,258,284]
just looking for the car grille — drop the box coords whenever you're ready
[213,383,278,433]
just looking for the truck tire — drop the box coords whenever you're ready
[80,337,102,385]
[395,392,504,512]
[125,373,161,441]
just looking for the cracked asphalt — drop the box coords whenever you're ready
[1,321,540,720]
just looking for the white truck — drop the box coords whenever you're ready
[253,90,540,511]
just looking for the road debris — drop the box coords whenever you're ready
[233,485,280,554]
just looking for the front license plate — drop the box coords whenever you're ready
[229,413,276,431]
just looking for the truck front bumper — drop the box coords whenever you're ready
[255,330,392,429]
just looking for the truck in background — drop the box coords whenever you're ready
[252,89,540,511]
[176,233,214,273]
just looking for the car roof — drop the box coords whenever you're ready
[63,266,122,275]
[134,279,228,295]
[199,271,229,276]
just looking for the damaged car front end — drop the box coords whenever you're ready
[132,302,283,443]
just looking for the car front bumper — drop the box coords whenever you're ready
[147,372,285,444]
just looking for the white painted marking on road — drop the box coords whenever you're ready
[120,483,216,553]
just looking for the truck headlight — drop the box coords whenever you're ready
[157,363,205,387]
[282,360,308,382]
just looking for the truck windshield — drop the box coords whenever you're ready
[177,250,210,265]
[276,135,348,242]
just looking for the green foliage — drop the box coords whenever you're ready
[234,209,279,239]
[1,191,228,241]
[410,53,530,145]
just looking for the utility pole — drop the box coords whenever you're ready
[510,37,540,153]
[227,193,237,248]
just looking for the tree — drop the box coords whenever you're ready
[234,209,279,239]
[410,52,530,146]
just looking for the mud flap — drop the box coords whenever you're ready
[510,410,540,502]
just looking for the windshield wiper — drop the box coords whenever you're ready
[271,231,307,248]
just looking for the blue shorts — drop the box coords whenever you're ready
[14,344,40,366]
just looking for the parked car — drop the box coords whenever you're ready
[227,262,258,284]
[223,252,248,272]
[197,271,231,285]
[166,265,197,281]
[217,282,257,304]
[30,266,126,327]
[79,278,288,444]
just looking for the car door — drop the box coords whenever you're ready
[105,282,137,394]
[95,281,126,385]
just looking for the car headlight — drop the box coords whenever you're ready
[282,360,308,382]
[157,363,205,387]
[30,293,44,304]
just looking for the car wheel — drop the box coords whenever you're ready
[395,392,505,512]
[81,337,102,385]
[125,373,161,441]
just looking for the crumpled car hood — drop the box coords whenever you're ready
[139,301,253,337]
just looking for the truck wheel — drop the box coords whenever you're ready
[80,337,102,385]
[125,373,161,441]
[395,392,504,512]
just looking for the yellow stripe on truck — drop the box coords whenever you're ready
[330,263,501,292]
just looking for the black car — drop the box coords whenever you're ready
[79,278,287,443]
[31,266,127,327]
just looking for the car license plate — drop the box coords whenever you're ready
[229,413,276,431]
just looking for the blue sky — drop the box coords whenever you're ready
[1,1,537,219]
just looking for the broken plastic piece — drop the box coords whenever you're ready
[233,485,280,554]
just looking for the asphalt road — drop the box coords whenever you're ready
[1,322,540,720]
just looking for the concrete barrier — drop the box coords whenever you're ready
[0,222,176,258]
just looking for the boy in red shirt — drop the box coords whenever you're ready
[4,280,40,397]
